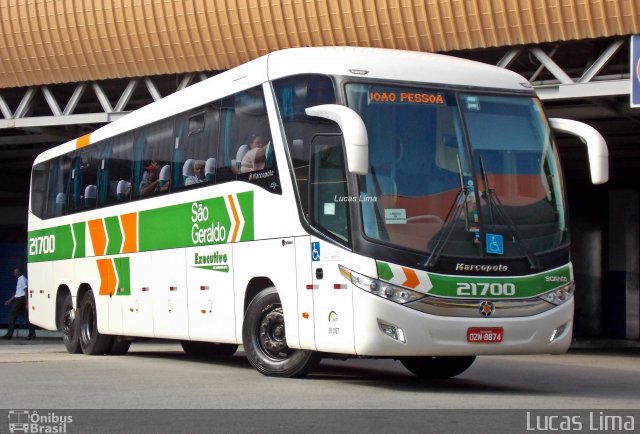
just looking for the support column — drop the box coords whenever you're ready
[605,190,640,339]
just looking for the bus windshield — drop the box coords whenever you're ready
[345,83,568,260]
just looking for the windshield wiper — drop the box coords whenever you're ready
[478,157,540,270]
[424,154,468,268]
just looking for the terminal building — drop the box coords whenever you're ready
[0,0,638,340]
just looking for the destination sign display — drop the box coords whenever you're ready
[368,88,446,105]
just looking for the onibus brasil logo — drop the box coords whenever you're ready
[7,410,73,433]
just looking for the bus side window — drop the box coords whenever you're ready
[47,156,72,218]
[220,86,281,193]
[273,74,337,214]
[30,161,49,219]
[100,134,133,206]
[133,118,174,198]
[174,103,219,190]
[68,145,102,213]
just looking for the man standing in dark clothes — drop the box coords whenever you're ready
[3,268,36,340]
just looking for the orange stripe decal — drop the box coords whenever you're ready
[401,267,420,289]
[76,134,91,149]
[96,259,116,296]
[227,194,240,242]
[120,212,137,253]
[88,219,107,256]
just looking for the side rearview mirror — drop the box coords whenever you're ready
[549,118,609,185]
[305,104,369,175]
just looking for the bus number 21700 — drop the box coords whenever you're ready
[29,235,55,255]
[456,282,515,297]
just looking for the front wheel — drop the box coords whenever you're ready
[242,287,320,377]
[78,289,113,355]
[400,356,476,378]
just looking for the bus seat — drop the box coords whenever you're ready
[84,185,97,208]
[183,159,195,183]
[55,192,66,205]
[205,158,216,182]
[291,139,304,161]
[235,145,249,171]
[159,165,171,189]
[108,180,119,197]
[117,180,131,201]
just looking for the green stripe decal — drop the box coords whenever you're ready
[137,191,253,251]
[104,216,123,256]
[193,265,230,273]
[237,191,254,242]
[28,225,75,263]
[425,265,572,299]
[377,262,394,282]
[72,222,86,258]
[376,260,572,299]
[114,257,131,296]
[28,191,255,262]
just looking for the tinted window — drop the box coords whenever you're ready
[30,162,49,219]
[68,144,103,213]
[273,74,336,215]
[133,118,174,198]
[219,86,280,193]
[174,103,219,190]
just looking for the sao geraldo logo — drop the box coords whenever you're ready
[7,410,73,433]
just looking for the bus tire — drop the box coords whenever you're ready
[59,292,81,354]
[108,336,132,355]
[400,356,476,379]
[242,287,320,377]
[180,341,238,356]
[78,289,113,355]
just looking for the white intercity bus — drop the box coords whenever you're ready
[27,47,608,378]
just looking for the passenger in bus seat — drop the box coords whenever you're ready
[140,161,161,195]
[239,134,267,173]
[185,160,205,185]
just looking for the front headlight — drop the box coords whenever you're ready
[539,282,575,306]
[339,265,425,304]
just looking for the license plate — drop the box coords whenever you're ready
[467,327,503,343]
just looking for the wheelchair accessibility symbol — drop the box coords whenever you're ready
[311,242,321,261]
[485,233,504,255]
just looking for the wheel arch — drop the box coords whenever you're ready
[54,285,72,331]
[243,276,275,315]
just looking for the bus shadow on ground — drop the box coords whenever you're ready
[308,361,537,395]
[127,348,537,394]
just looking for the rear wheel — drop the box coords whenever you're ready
[58,292,81,354]
[78,290,113,355]
[242,287,320,377]
[400,356,476,378]
[181,341,238,356]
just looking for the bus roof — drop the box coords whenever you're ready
[33,46,532,166]
[267,46,532,92]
